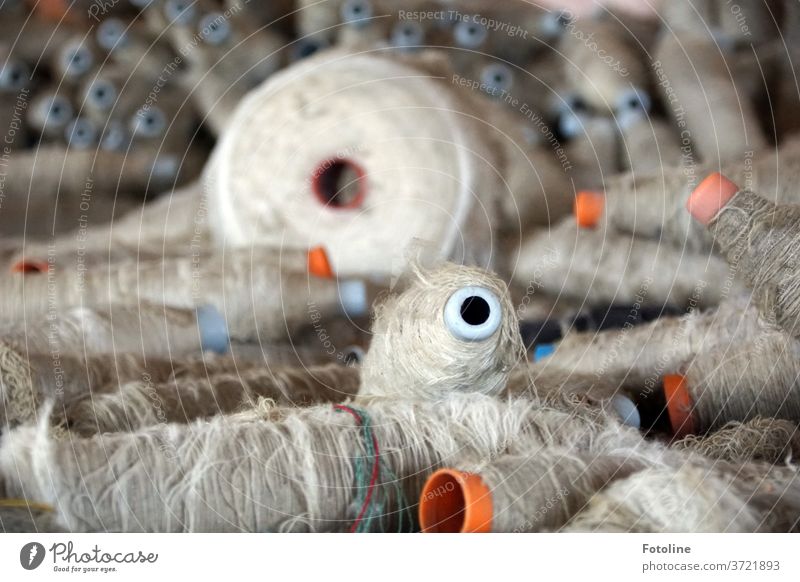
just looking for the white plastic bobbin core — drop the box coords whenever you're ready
[196,304,229,354]
[444,286,502,342]
[611,394,641,429]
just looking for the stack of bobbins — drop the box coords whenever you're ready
[0,264,621,532]
[204,49,507,280]
[572,137,800,252]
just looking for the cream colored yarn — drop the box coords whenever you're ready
[360,262,524,398]
[601,137,800,252]
[675,418,800,465]
[513,218,734,308]
[205,48,501,279]
[0,393,618,532]
[565,464,800,532]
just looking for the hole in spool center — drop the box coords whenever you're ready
[460,296,491,326]
[420,472,466,533]
[311,158,366,210]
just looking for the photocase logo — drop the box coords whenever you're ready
[20,542,46,570]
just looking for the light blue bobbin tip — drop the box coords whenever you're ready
[339,280,368,318]
[196,304,229,354]
[611,394,641,429]
[533,343,556,362]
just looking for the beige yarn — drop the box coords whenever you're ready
[64,364,361,435]
[675,418,800,464]
[565,115,619,190]
[677,331,800,432]
[0,247,349,342]
[565,463,800,532]
[558,18,648,113]
[618,115,682,176]
[654,31,767,165]
[530,295,767,391]
[361,262,524,399]
[707,189,800,340]
[0,393,618,532]
[205,49,503,279]
[601,137,800,251]
[512,217,734,308]
[455,450,647,532]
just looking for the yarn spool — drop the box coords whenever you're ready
[0,302,226,359]
[336,0,391,49]
[419,450,645,533]
[51,35,95,84]
[653,30,767,165]
[0,392,618,532]
[558,18,648,114]
[297,0,343,42]
[565,463,800,532]
[0,246,369,343]
[674,418,800,464]
[512,218,733,308]
[520,303,684,351]
[531,295,766,391]
[617,110,682,176]
[2,181,207,272]
[95,19,176,81]
[205,49,502,279]
[174,9,286,136]
[0,146,183,237]
[562,113,619,190]
[361,263,523,399]
[696,185,800,340]
[64,363,361,435]
[663,327,800,438]
[585,137,800,251]
[27,87,75,141]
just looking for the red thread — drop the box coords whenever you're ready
[333,403,380,533]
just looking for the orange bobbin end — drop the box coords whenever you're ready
[663,373,695,439]
[686,172,740,226]
[574,190,605,228]
[419,469,493,533]
[307,246,334,279]
[29,0,73,22]
[11,260,49,274]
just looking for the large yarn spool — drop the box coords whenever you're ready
[674,417,800,465]
[361,263,523,399]
[557,18,648,114]
[664,331,800,437]
[653,30,767,165]
[513,218,733,308]
[0,393,615,532]
[419,450,646,533]
[702,187,800,340]
[205,49,503,279]
[564,463,800,532]
[64,363,361,435]
[588,138,800,251]
[0,247,366,343]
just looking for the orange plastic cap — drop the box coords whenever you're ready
[11,260,48,274]
[307,246,334,279]
[574,190,605,228]
[419,469,493,533]
[663,373,695,438]
[686,172,739,226]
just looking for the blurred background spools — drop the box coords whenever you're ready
[2,0,800,535]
